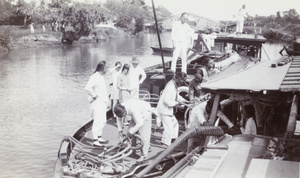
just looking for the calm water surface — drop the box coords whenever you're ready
[0,33,283,178]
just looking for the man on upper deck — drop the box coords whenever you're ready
[171,12,194,75]
[236,4,248,34]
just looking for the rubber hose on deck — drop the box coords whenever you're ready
[133,126,224,178]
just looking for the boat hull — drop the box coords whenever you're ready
[151,47,173,55]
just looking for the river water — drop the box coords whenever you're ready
[0,32,283,178]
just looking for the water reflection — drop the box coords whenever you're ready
[0,33,285,178]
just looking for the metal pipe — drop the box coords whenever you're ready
[286,94,299,137]
[151,0,166,73]
[161,146,203,178]
[133,126,224,178]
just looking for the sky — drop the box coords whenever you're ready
[144,0,300,21]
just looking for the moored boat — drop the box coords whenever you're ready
[135,56,300,178]
[280,39,300,56]
[55,55,300,178]
[54,33,273,178]
[150,47,173,55]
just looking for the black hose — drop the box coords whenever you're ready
[133,126,224,178]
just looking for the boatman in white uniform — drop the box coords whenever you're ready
[114,99,152,162]
[171,12,194,74]
[85,61,110,147]
[236,4,247,34]
[129,56,146,98]
[157,70,189,147]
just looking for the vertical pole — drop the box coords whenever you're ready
[151,0,166,73]
[286,94,299,137]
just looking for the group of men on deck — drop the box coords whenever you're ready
[84,9,254,163]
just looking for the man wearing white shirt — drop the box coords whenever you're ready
[114,99,152,162]
[85,61,110,147]
[171,12,193,74]
[236,4,247,34]
[129,56,146,98]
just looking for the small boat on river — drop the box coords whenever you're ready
[150,47,173,55]
[280,39,300,56]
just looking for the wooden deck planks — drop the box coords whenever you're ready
[280,56,300,92]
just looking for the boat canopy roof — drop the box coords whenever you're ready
[201,56,300,93]
[215,33,267,46]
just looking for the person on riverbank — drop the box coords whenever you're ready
[85,61,110,147]
[171,12,194,74]
[110,61,122,119]
[240,104,257,134]
[42,24,46,33]
[236,4,247,34]
[114,99,152,162]
[29,23,35,33]
[157,70,189,147]
[129,56,146,99]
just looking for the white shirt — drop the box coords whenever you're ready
[122,99,151,134]
[237,8,247,21]
[171,20,193,42]
[129,66,146,90]
[85,72,108,103]
[111,70,121,99]
[157,80,186,116]
[241,117,257,134]
[188,101,208,128]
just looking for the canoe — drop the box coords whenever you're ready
[150,47,173,55]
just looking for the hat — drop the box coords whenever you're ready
[131,56,140,64]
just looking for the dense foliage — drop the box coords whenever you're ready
[221,8,300,41]
[0,0,299,47]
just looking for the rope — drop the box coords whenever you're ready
[56,134,144,175]
[262,45,271,60]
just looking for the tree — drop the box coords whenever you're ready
[282,9,300,24]
[0,0,15,24]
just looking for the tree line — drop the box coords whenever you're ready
[0,0,299,48]
[0,0,171,46]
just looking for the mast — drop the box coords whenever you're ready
[151,0,166,73]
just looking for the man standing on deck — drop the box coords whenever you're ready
[157,70,189,147]
[129,56,146,98]
[171,12,194,75]
[85,61,110,147]
[236,4,247,34]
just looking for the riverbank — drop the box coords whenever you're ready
[0,25,128,55]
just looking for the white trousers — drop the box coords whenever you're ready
[129,113,152,157]
[111,98,118,117]
[236,20,244,33]
[91,100,107,140]
[171,41,187,73]
[160,113,179,146]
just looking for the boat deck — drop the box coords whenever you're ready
[70,118,188,175]
[280,56,300,92]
